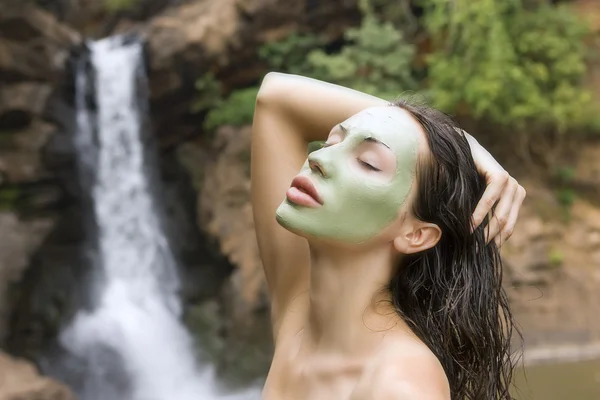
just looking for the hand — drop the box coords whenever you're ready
[465,134,526,247]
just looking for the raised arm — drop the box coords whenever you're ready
[251,73,386,339]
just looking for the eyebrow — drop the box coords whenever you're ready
[337,124,391,149]
[364,137,390,149]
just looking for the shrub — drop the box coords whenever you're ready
[424,0,597,133]
[204,87,260,132]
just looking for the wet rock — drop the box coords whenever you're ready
[6,121,55,152]
[0,2,80,85]
[0,84,52,130]
[0,39,55,82]
[0,351,75,400]
[0,213,55,343]
[0,0,83,363]
[0,3,80,44]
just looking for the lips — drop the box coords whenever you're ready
[286,175,323,207]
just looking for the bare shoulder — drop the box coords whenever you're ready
[352,335,450,400]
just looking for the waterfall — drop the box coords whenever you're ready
[49,37,260,400]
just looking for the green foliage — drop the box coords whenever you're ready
[0,131,14,149]
[0,187,20,210]
[192,0,598,137]
[553,164,578,218]
[424,0,596,132]
[554,165,576,184]
[193,0,418,131]
[259,33,325,76]
[104,0,139,12]
[548,248,564,268]
[256,5,419,99]
[204,87,260,132]
[191,73,258,132]
[557,188,577,208]
[556,187,577,221]
[306,0,417,99]
[191,73,222,114]
[370,0,416,26]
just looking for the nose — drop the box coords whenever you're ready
[308,158,326,177]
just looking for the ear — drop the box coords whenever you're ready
[393,222,442,254]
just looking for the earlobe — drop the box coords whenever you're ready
[393,223,442,255]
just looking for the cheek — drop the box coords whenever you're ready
[344,154,396,184]
[342,164,396,196]
[345,180,399,211]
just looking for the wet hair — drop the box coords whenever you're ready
[388,99,520,400]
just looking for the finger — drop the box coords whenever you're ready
[485,178,518,243]
[496,186,526,247]
[472,171,509,230]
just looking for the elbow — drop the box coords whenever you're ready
[256,72,290,107]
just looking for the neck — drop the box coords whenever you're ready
[304,244,403,356]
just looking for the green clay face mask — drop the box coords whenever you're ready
[276,106,421,243]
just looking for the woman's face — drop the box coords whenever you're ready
[276,106,423,244]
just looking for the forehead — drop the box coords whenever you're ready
[340,106,427,156]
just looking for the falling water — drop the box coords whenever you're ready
[52,37,260,400]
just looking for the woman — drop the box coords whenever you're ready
[251,73,525,400]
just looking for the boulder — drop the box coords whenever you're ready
[0,351,75,400]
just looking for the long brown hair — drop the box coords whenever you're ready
[389,99,521,399]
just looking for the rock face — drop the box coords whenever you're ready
[34,0,177,38]
[144,0,359,148]
[0,1,81,346]
[0,3,79,84]
[198,126,264,318]
[0,352,75,400]
[503,178,600,347]
[0,214,54,346]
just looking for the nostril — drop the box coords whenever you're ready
[308,159,326,177]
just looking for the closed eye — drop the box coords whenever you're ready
[358,158,381,172]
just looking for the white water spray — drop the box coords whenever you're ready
[59,37,260,400]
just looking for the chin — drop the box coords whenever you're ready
[275,201,316,238]
[275,201,298,227]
